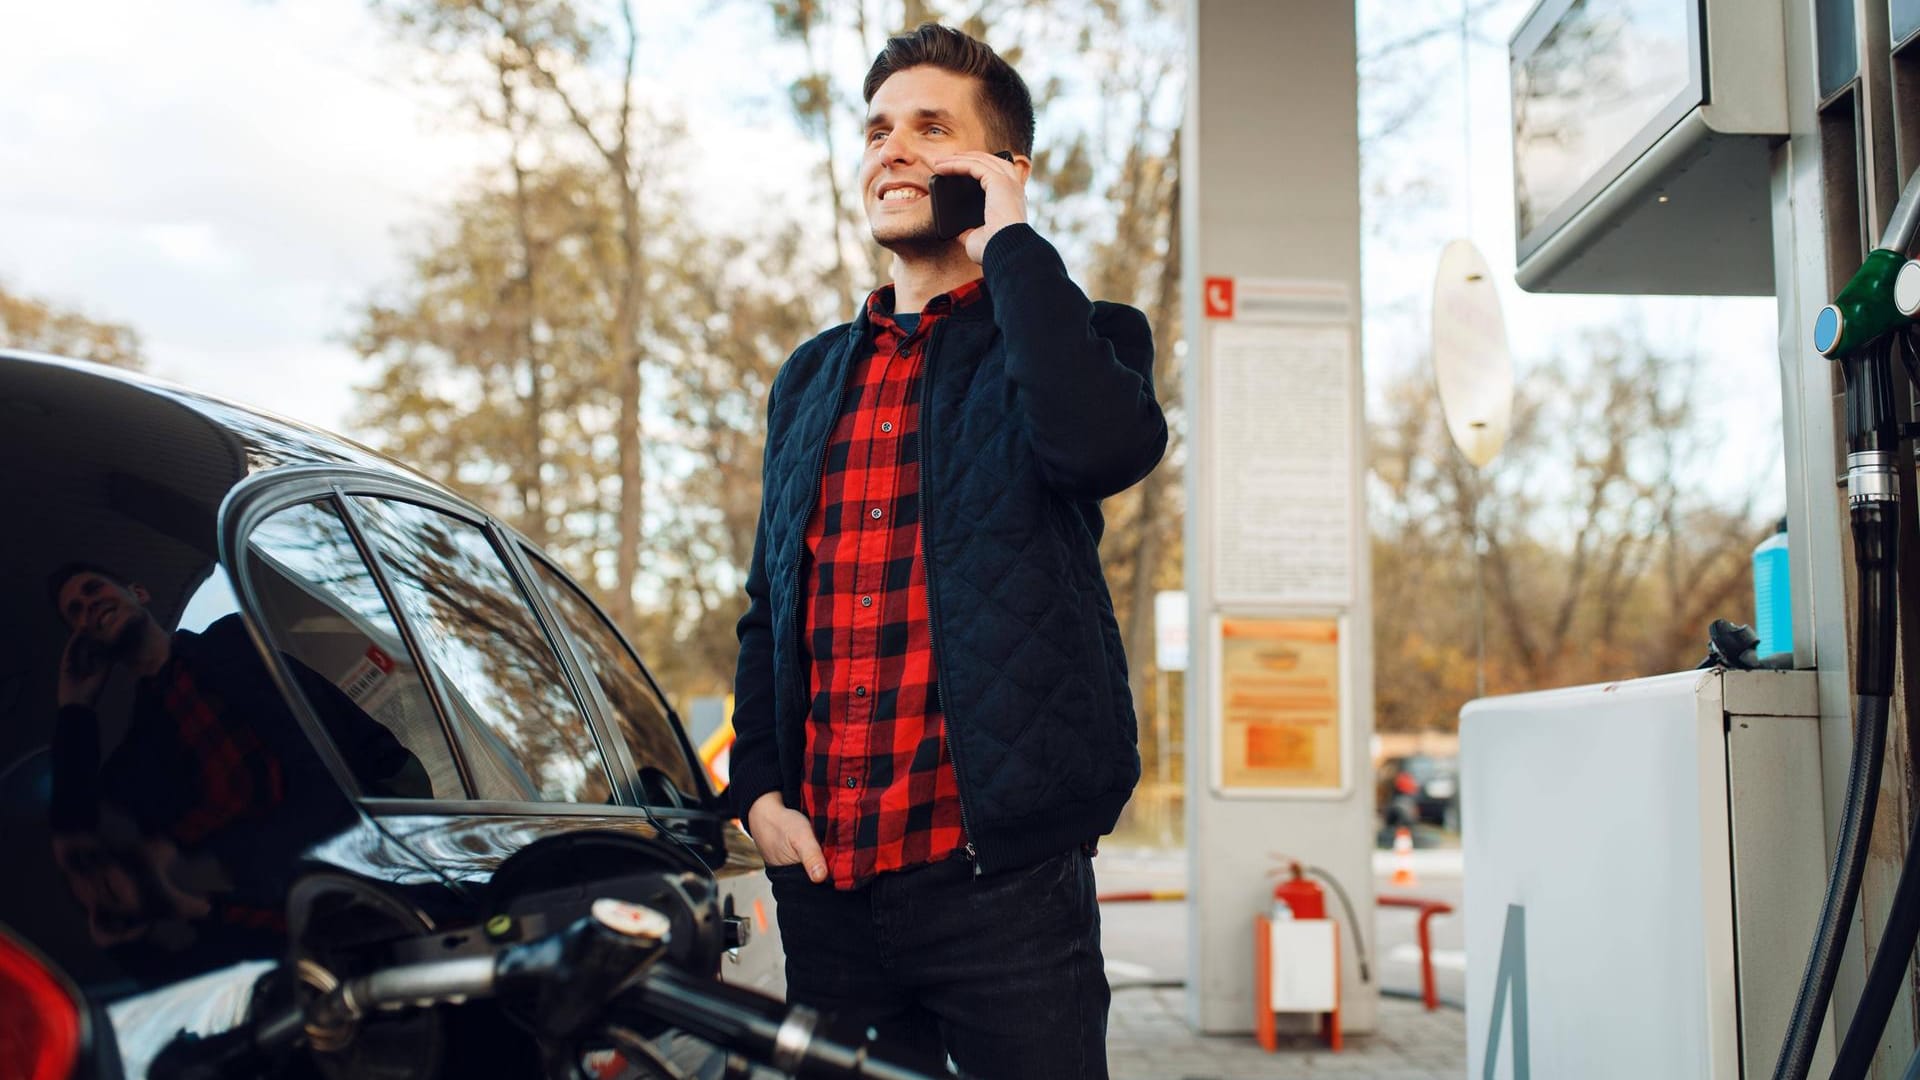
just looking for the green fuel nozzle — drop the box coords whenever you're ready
[1815,250,1911,357]
[1817,169,1920,357]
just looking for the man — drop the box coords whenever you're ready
[48,562,426,971]
[729,23,1166,1079]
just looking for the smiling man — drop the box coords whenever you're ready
[728,23,1167,1079]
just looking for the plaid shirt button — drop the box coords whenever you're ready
[845,776,859,789]
[861,595,873,607]
[881,421,893,433]
[869,507,883,520]
[854,685,867,697]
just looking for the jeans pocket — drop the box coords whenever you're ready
[763,863,815,897]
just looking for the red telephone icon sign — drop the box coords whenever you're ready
[1204,277,1234,319]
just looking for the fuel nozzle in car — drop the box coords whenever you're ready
[494,898,673,1041]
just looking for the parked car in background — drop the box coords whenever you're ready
[1376,753,1460,832]
[0,353,785,1078]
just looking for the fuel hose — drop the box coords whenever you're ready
[1830,347,1920,1080]
[1832,799,1920,1078]
[1773,335,1903,1080]
[1775,691,1889,1080]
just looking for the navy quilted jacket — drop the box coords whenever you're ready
[729,224,1167,874]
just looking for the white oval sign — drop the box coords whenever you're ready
[1431,239,1515,468]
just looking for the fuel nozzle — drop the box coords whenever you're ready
[1816,250,1912,356]
[1817,171,1919,522]
[495,899,672,1040]
[1818,169,1920,353]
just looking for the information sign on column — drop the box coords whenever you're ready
[1209,322,1355,606]
[1214,616,1346,795]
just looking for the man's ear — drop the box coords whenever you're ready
[1012,153,1033,183]
[129,583,150,605]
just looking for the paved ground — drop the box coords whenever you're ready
[1110,987,1464,1080]
[1098,846,1467,1078]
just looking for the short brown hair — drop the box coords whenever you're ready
[45,561,128,613]
[862,23,1035,157]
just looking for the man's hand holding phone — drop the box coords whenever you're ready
[58,629,111,709]
[930,149,1028,264]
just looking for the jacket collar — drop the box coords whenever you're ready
[859,277,996,326]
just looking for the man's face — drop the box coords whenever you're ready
[861,66,998,251]
[57,572,151,648]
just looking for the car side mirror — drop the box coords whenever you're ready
[636,766,689,811]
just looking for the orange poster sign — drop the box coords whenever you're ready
[1216,617,1344,792]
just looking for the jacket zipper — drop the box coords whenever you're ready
[784,329,857,763]
[915,321,982,875]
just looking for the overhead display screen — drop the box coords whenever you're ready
[1512,0,1701,258]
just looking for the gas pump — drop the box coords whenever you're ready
[1466,0,1920,1074]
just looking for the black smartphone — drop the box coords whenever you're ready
[66,634,104,680]
[929,150,1016,240]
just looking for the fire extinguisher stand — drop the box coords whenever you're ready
[1255,863,1342,1052]
[1251,910,1344,1045]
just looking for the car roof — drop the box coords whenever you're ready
[0,348,494,787]
[0,349,465,503]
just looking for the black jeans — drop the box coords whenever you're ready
[765,847,1109,1080]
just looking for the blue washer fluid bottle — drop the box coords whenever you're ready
[1752,518,1794,656]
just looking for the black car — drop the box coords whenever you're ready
[1376,753,1459,832]
[0,353,887,1079]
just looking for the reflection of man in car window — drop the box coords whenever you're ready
[45,562,427,970]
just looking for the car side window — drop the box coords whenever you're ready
[243,499,463,799]
[347,497,614,804]
[525,555,702,801]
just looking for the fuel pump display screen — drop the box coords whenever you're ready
[1511,0,1702,260]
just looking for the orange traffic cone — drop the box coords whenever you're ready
[1389,827,1417,887]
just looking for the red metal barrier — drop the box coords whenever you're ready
[1095,889,1187,904]
[1375,896,1453,1011]
[1096,888,1453,1013]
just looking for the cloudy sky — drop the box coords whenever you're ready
[3,0,1782,518]
[0,0,812,429]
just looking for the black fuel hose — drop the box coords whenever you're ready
[1775,693,1889,1080]
[1834,328,1920,1080]
[1830,509,1920,1078]
[1774,475,1900,1079]
[1832,802,1920,1078]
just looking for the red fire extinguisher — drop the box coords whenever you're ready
[1267,856,1370,984]
[1271,861,1327,921]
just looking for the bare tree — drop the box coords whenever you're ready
[375,0,654,623]
[1370,326,1772,731]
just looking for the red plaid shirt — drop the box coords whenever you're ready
[159,655,285,846]
[800,280,982,888]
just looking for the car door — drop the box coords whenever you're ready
[236,475,767,968]
[511,544,783,994]
[233,474,776,1063]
